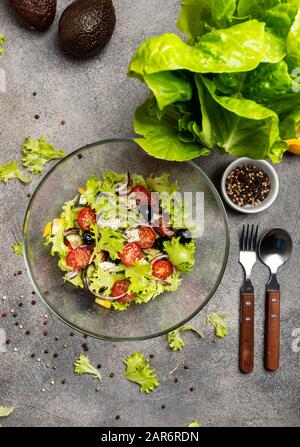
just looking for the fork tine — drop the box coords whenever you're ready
[253,225,258,251]
[240,225,245,250]
[249,225,254,251]
[245,224,250,251]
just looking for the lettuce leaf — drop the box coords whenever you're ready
[61,196,79,228]
[13,241,23,257]
[207,312,229,338]
[89,268,115,295]
[96,227,125,260]
[163,237,195,273]
[146,172,179,193]
[125,262,153,294]
[0,160,31,183]
[0,35,6,55]
[123,352,159,393]
[45,218,68,257]
[129,21,265,77]
[22,136,65,174]
[167,325,203,351]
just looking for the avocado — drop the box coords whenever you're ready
[10,0,57,31]
[59,0,116,58]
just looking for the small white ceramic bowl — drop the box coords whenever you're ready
[221,158,279,214]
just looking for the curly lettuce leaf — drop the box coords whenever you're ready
[0,160,31,183]
[61,196,79,228]
[22,136,65,174]
[13,241,23,257]
[187,419,201,427]
[74,354,102,381]
[123,352,159,393]
[111,301,130,311]
[167,325,203,351]
[125,262,153,294]
[89,268,115,295]
[0,407,14,417]
[81,176,101,208]
[207,312,229,338]
[0,35,6,55]
[129,21,265,77]
[163,237,195,273]
[134,98,210,161]
[177,0,237,37]
[286,8,300,70]
[97,227,125,260]
[130,173,148,188]
[45,218,68,257]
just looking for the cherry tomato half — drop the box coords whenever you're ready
[138,226,156,249]
[152,259,173,280]
[77,207,96,231]
[119,242,143,267]
[66,247,91,270]
[130,185,151,206]
[111,279,135,303]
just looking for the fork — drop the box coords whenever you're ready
[239,224,258,374]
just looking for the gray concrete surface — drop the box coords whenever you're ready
[0,0,299,428]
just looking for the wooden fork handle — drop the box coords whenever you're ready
[239,292,254,374]
[265,290,281,371]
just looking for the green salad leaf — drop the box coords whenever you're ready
[22,136,65,174]
[187,419,201,427]
[96,227,125,260]
[163,237,195,273]
[0,160,31,183]
[0,35,6,55]
[0,407,14,417]
[146,172,179,193]
[168,325,203,351]
[89,268,115,295]
[123,352,159,393]
[45,218,68,257]
[74,354,102,381]
[13,241,23,257]
[129,0,300,162]
[61,196,78,228]
[207,312,229,338]
[125,262,153,294]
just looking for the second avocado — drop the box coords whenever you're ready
[59,0,116,58]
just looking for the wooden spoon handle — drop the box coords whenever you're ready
[265,290,281,371]
[239,292,255,374]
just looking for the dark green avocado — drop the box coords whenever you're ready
[10,0,57,31]
[59,0,116,58]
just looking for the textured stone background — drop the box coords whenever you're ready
[0,0,299,427]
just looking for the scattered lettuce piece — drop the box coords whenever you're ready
[22,136,65,174]
[123,352,159,393]
[44,218,68,257]
[13,241,23,257]
[207,312,229,338]
[167,325,203,351]
[0,160,31,183]
[61,196,79,228]
[74,354,102,381]
[187,419,201,427]
[111,301,130,311]
[163,237,195,273]
[0,35,6,55]
[0,407,14,417]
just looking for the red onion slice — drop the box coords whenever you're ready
[64,228,79,236]
[154,226,175,238]
[65,270,80,280]
[83,277,90,290]
[90,290,127,301]
[151,254,169,264]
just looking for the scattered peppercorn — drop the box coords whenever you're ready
[115,415,120,420]
[149,354,154,359]
[226,165,271,207]
[31,300,36,305]
[109,372,114,378]
[161,405,166,410]
[27,193,32,198]
[18,303,23,307]
[77,153,83,160]
[32,291,36,295]
[189,386,195,392]
[15,322,19,326]
[13,313,17,318]
[61,120,65,125]
[34,114,40,120]
[1,312,7,317]
[44,349,49,354]
[6,339,11,345]
[61,379,66,384]
[43,331,48,336]
[33,92,37,96]
[69,332,74,337]
[174,378,179,384]
[26,330,30,335]
[53,353,58,358]
[31,353,36,358]
[97,364,102,369]
[18,270,22,275]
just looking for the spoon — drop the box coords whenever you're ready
[258,229,293,371]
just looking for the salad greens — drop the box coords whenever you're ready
[0,407,14,417]
[74,354,102,381]
[0,35,5,55]
[123,352,159,393]
[187,419,201,427]
[167,325,204,351]
[207,312,229,338]
[0,160,31,183]
[44,171,196,311]
[13,241,23,257]
[129,0,300,162]
[22,136,65,174]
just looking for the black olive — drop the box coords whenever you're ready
[176,229,192,244]
[83,232,95,245]
[154,237,169,251]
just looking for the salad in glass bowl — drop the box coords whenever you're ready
[44,171,196,311]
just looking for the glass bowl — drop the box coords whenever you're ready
[23,138,229,341]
